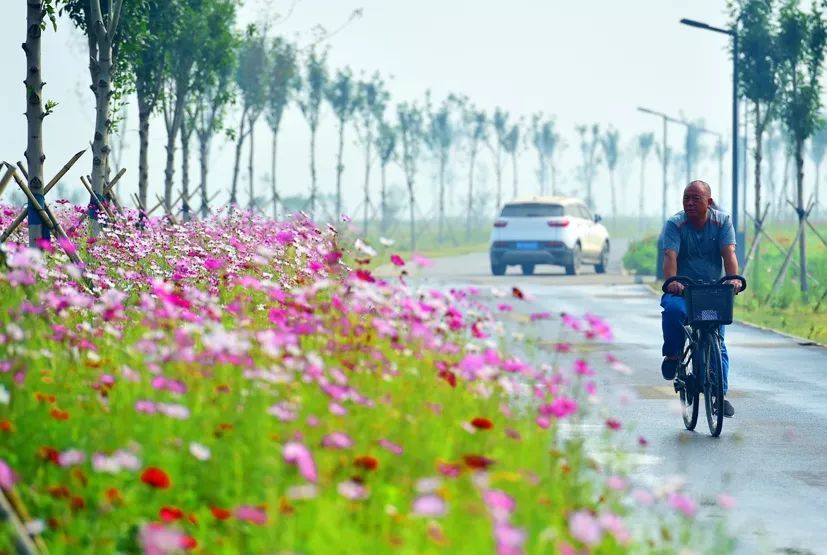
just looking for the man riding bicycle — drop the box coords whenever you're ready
[661,180,742,417]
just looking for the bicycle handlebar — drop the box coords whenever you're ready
[662,274,748,294]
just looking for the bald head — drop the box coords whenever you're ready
[683,180,714,224]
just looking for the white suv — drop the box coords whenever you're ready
[489,196,610,276]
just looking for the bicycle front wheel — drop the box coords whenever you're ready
[681,356,700,431]
[703,333,725,437]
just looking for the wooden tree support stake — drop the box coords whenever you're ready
[0,150,86,242]
[0,488,41,555]
[80,176,116,222]
[155,194,179,225]
[745,210,821,288]
[16,161,29,181]
[0,165,14,198]
[742,202,771,274]
[766,199,815,302]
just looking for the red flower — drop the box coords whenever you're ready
[38,446,60,465]
[179,535,198,550]
[605,418,622,431]
[141,467,171,489]
[470,417,493,430]
[50,408,70,421]
[438,369,457,388]
[638,436,648,447]
[159,506,184,522]
[211,506,232,520]
[511,287,525,300]
[354,269,376,283]
[463,454,495,470]
[354,455,379,471]
[70,496,86,511]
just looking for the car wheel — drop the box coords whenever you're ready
[595,242,610,274]
[491,263,506,276]
[565,243,582,276]
[521,263,535,276]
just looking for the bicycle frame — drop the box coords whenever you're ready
[676,322,721,392]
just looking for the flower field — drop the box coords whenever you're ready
[0,204,730,554]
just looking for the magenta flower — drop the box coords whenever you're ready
[204,257,223,271]
[378,438,403,456]
[283,442,318,482]
[390,254,405,267]
[539,397,578,419]
[0,458,17,490]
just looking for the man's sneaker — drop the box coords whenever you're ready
[661,358,678,380]
[723,399,735,418]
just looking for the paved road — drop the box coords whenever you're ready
[395,246,827,555]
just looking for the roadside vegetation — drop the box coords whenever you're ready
[0,204,736,554]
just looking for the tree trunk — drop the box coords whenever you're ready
[248,114,256,210]
[550,162,557,196]
[335,118,345,220]
[780,152,790,219]
[380,163,388,234]
[639,156,645,230]
[438,154,447,242]
[137,93,151,212]
[229,107,248,207]
[512,152,518,198]
[752,103,765,290]
[163,79,187,212]
[181,118,191,222]
[362,130,371,237]
[24,1,47,247]
[796,139,807,297]
[309,126,318,219]
[271,127,279,220]
[467,150,476,240]
[408,182,416,252]
[88,3,119,232]
[718,149,725,210]
[815,160,821,219]
[495,147,503,213]
[198,133,209,218]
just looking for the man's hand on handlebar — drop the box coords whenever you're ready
[723,279,743,294]
[666,280,685,295]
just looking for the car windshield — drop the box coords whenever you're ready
[500,203,564,218]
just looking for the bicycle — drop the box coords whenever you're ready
[661,274,747,437]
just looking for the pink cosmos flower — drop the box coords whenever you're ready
[378,438,403,456]
[411,253,433,268]
[235,505,267,525]
[390,254,405,267]
[283,442,318,482]
[0,458,17,490]
[539,397,578,419]
[321,432,353,449]
[337,479,368,500]
[57,449,85,467]
[667,491,698,518]
[204,257,223,271]
[411,494,447,517]
[569,510,602,546]
[573,359,593,376]
[717,493,736,510]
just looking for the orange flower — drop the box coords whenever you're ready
[354,455,379,471]
[105,487,123,505]
[47,485,71,499]
[0,420,14,433]
[50,408,70,421]
[70,496,86,510]
[470,417,493,430]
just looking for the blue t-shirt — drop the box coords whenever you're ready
[662,208,736,282]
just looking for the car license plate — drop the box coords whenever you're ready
[516,242,538,250]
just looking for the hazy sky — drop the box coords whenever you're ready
[0,1,767,220]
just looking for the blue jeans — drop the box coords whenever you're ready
[661,293,730,394]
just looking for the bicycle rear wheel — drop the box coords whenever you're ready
[680,356,700,431]
[703,334,724,437]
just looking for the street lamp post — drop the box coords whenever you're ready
[679,17,743,264]
[637,106,722,277]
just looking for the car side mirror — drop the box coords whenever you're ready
[593,214,602,223]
